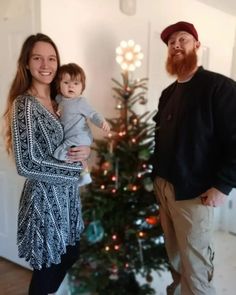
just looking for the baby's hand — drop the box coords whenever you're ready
[56,109,61,117]
[101,121,110,132]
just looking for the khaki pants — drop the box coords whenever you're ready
[153,177,216,295]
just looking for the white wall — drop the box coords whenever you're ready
[40,0,236,115]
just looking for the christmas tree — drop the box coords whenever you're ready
[69,40,168,295]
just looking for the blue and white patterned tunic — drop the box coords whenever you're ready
[12,94,84,270]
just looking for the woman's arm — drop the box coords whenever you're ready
[12,96,83,184]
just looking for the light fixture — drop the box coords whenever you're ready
[116,39,144,72]
[119,0,136,16]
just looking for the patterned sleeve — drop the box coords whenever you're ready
[12,96,82,184]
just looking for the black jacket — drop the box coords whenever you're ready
[152,66,236,200]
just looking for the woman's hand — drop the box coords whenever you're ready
[67,145,91,163]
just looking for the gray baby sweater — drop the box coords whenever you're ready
[53,95,105,161]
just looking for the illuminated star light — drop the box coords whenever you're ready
[116,40,144,72]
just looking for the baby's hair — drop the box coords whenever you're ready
[57,63,86,93]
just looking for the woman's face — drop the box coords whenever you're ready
[27,41,58,87]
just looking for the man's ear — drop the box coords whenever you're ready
[195,41,201,49]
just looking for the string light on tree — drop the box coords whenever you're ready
[112,234,117,240]
[114,244,120,251]
[116,40,144,72]
[138,231,145,238]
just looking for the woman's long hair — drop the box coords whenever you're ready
[3,33,61,155]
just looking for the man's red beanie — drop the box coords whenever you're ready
[161,21,198,45]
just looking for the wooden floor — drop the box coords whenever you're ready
[1,231,236,294]
[0,257,32,295]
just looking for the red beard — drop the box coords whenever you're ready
[166,49,198,77]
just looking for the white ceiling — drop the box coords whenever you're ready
[198,0,236,16]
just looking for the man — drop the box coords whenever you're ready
[152,21,236,295]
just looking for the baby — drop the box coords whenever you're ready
[53,63,110,186]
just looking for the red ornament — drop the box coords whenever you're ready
[145,216,159,225]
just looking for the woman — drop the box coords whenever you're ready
[3,33,90,294]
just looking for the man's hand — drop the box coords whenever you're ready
[200,187,227,207]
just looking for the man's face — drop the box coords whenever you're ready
[166,31,200,77]
[167,31,197,59]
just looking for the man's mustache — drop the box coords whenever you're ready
[171,49,184,57]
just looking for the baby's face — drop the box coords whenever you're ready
[60,73,83,98]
